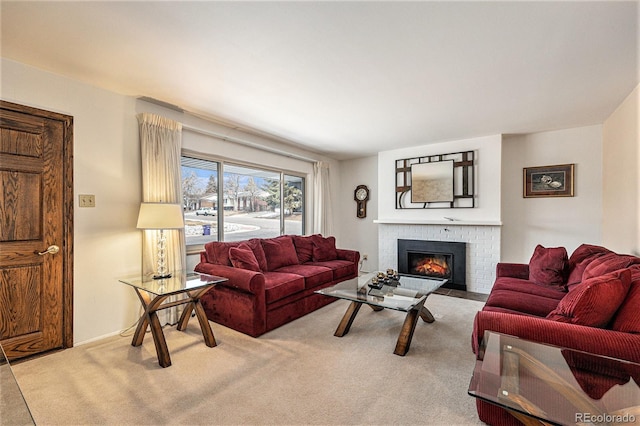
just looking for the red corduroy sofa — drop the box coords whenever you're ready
[194,234,359,337]
[471,243,640,425]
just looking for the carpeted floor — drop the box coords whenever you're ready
[12,294,485,425]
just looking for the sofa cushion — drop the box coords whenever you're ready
[274,264,334,289]
[491,277,567,300]
[528,244,568,287]
[566,244,612,286]
[546,269,631,328]
[484,287,562,317]
[261,236,299,271]
[292,235,316,263]
[582,253,640,281]
[229,243,262,272]
[611,266,640,333]
[307,259,355,281]
[312,235,338,262]
[263,272,305,304]
[481,305,540,317]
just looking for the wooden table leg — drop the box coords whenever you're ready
[194,300,216,347]
[334,301,363,337]
[131,289,173,368]
[132,315,149,347]
[176,288,217,348]
[419,306,435,323]
[177,301,194,331]
[148,310,171,368]
[394,308,421,356]
[131,288,157,347]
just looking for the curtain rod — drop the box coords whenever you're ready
[182,123,319,164]
[138,96,320,164]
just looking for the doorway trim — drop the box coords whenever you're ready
[1,100,74,350]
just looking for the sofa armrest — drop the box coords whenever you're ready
[336,248,360,264]
[496,262,529,279]
[194,262,266,296]
[472,310,640,363]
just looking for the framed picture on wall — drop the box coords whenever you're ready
[523,163,574,198]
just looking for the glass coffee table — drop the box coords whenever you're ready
[118,271,227,368]
[316,272,447,356]
[468,331,640,426]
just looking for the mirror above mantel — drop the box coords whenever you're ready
[396,150,475,209]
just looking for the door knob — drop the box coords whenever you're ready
[37,245,60,256]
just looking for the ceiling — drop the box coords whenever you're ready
[1,1,638,160]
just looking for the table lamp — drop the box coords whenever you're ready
[136,202,184,279]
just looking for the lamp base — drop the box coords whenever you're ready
[153,273,172,280]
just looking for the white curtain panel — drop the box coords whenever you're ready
[137,113,186,325]
[313,161,333,235]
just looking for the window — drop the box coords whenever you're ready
[181,155,305,247]
[284,174,304,235]
[182,156,220,244]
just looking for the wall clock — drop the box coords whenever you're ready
[354,185,369,218]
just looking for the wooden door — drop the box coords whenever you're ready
[0,101,73,360]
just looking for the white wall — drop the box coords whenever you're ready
[602,84,639,255]
[1,58,142,344]
[501,125,603,262]
[1,58,342,345]
[374,135,503,293]
[337,155,379,271]
[377,135,503,223]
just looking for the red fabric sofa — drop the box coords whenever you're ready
[471,244,640,425]
[194,234,359,337]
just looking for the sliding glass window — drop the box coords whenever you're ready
[181,155,305,247]
[284,174,304,235]
[182,156,220,245]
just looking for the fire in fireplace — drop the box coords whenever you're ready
[398,239,466,291]
[410,253,451,279]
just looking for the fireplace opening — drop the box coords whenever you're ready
[398,239,466,291]
[409,252,452,279]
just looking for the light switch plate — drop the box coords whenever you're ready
[79,194,95,207]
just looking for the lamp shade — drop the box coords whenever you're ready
[136,203,184,229]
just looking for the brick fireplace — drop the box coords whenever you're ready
[378,222,501,294]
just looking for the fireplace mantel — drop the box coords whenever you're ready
[374,218,502,226]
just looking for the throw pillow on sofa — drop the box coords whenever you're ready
[566,244,612,287]
[312,235,338,261]
[546,268,631,328]
[261,236,299,271]
[529,244,568,287]
[610,265,640,334]
[229,243,262,272]
[582,252,640,281]
[292,235,317,263]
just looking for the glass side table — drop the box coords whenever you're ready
[468,331,640,426]
[118,271,227,368]
[0,343,35,425]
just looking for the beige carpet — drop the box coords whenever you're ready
[12,294,485,425]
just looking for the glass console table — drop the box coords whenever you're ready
[468,331,640,426]
[118,271,227,368]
